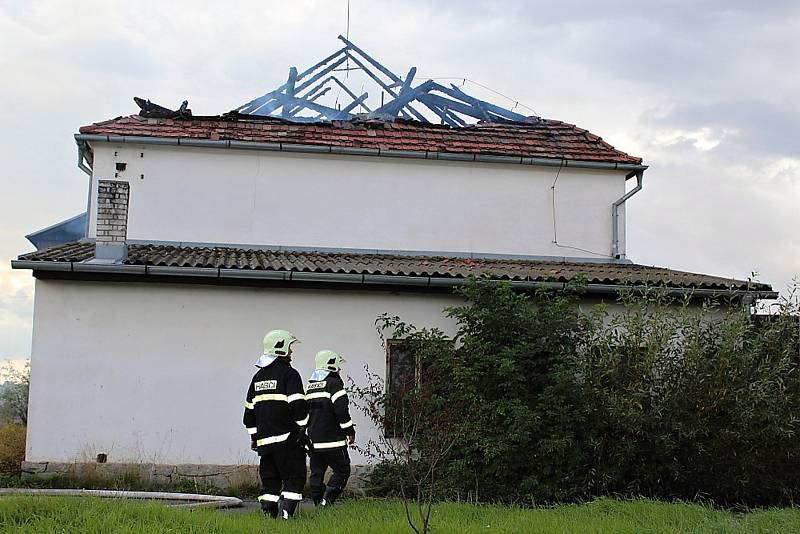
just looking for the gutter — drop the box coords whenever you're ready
[612,170,644,259]
[74,134,649,173]
[10,260,779,300]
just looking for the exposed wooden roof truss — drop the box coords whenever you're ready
[235,36,534,126]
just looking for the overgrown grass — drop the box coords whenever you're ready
[0,425,25,475]
[0,496,798,533]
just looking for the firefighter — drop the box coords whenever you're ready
[306,349,356,507]
[243,329,310,519]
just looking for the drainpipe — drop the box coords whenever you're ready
[77,140,94,239]
[77,140,93,176]
[612,170,644,259]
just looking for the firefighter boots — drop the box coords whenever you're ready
[321,486,343,507]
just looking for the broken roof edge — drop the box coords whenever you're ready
[76,111,644,167]
[81,112,641,149]
[74,133,648,173]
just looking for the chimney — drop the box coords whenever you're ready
[95,180,129,261]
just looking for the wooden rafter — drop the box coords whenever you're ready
[235,37,535,125]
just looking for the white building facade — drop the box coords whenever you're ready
[14,114,775,483]
[85,143,630,259]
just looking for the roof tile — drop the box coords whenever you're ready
[17,242,770,292]
[79,115,643,165]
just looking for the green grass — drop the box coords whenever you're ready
[0,496,798,533]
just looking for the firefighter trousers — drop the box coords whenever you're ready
[309,446,351,497]
[258,442,307,502]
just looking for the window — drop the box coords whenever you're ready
[383,338,452,437]
[386,339,418,393]
[384,339,419,438]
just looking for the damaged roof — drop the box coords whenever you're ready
[78,114,643,165]
[17,242,772,294]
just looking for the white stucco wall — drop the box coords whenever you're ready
[27,279,463,466]
[86,144,628,259]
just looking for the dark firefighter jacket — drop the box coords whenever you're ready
[243,358,309,452]
[306,372,355,449]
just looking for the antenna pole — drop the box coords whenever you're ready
[345,0,351,78]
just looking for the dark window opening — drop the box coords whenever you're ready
[386,339,418,392]
[384,340,420,438]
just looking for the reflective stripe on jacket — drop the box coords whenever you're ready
[243,358,308,450]
[306,372,354,449]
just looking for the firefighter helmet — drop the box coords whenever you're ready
[263,329,299,356]
[315,349,345,372]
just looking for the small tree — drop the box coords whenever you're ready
[0,359,30,426]
[350,318,465,534]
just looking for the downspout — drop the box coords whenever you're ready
[76,140,94,239]
[612,170,644,259]
[77,140,93,176]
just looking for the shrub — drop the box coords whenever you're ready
[581,289,800,505]
[432,277,592,503]
[0,360,29,426]
[0,424,26,475]
[359,276,593,505]
[367,276,800,506]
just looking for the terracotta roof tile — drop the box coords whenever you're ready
[78,115,643,165]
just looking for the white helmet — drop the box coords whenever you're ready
[262,329,299,356]
[315,349,345,372]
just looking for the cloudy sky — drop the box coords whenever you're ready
[1,0,798,369]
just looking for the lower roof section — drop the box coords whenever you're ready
[13,241,776,299]
[25,212,87,251]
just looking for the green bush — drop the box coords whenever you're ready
[581,291,800,505]
[368,276,800,506]
[0,424,26,475]
[0,360,29,426]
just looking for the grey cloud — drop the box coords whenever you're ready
[0,0,798,364]
[405,0,799,25]
[645,100,800,159]
[0,286,32,322]
[62,38,163,77]
[411,1,800,106]
[627,154,799,294]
